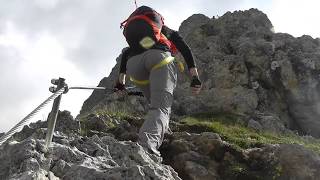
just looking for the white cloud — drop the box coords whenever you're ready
[0,21,90,132]
[33,0,61,10]
[269,0,320,38]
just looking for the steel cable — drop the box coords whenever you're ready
[0,85,142,147]
[0,87,65,146]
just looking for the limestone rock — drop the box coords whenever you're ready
[276,144,320,179]
[245,144,320,180]
[162,131,320,180]
[179,14,210,38]
[0,134,181,180]
[11,110,80,143]
[248,112,288,134]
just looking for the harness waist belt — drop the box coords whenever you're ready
[130,56,175,85]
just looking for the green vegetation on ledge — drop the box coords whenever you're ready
[78,108,143,137]
[180,113,320,154]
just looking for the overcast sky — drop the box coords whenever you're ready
[0,0,319,133]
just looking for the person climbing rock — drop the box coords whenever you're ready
[114,5,202,156]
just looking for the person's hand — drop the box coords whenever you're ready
[114,82,127,95]
[190,76,202,95]
[114,81,125,91]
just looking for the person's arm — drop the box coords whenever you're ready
[162,26,196,71]
[115,48,130,91]
[162,26,202,94]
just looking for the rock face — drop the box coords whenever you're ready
[11,111,80,142]
[0,136,180,180]
[1,108,319,180]
[161,132,320,180]
[176,9,320,137]
[81,8,320,137]
[0,111,180,180]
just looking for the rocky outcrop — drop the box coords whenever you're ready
[81,8,320,137]
[159,131,320,180]
[1,108,319,180]
[0,111,180,180]
[175,9,320,137]
[103,114,320,180]
[11,111,80,142]
[0,136,180,180]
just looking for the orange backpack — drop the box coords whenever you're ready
[120,6,177,54]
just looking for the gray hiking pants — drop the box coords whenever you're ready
[126,49,177,156]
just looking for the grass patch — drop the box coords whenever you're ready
[190,112,246,126]
[180,114,320,154]
[78,107,143,137]
[94,109,135,120]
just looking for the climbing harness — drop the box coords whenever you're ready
[151,56,175,71]
[130,77,150,86]
[129,56,184,86]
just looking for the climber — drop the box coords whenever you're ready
[114,5,202,156]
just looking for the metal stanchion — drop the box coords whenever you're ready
[45,77,66,149]
[43,77,142,149]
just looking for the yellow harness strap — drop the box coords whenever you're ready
[130,56,184,85]
[176,59,185,72]
[129,77,150,85]
[151,56,175,71]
